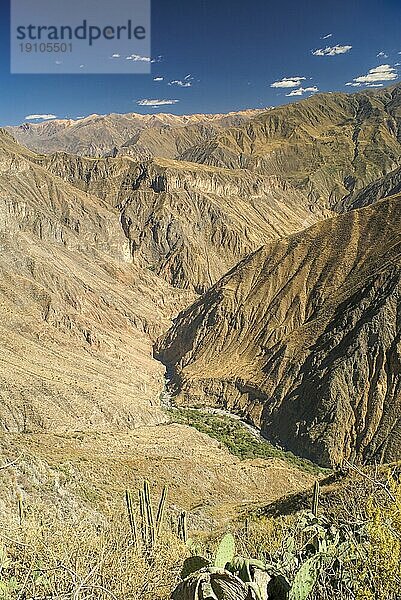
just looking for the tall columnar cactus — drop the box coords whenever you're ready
[125,489,138,546]
[143,480,155,548]
[178,511,188,543]
[312,481,320,518]
[156,484,168,537]
[125,481,168,553]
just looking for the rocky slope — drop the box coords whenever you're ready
[337,163,401,212]
[38,152,327,292]
[0,129,190,432]
[6,109,264,158]
[181,86,401,210]
[156,195,401,468]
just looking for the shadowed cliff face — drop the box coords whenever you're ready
[156,196,401,467]
[38,153,328,293]
[0,130,191,432]
[337,165,401,212]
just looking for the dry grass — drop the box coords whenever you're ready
[1,504,189,599]
[0,464,400,599]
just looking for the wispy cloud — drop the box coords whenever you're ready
[286,86,319,97]
[322,33,333,39]
[346,64,398,86]
[169,74,194,87]
[271,76,306,88]
[136,99,179,107]
[110,53,120,59]
[312,44,352,56]
[377,51,388,58]
[25,114,57,121]
[126,54,151,62]
[153,76,164,81]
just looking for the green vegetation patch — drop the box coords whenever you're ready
[167,407,328,475]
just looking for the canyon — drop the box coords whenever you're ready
[1,84,401,496]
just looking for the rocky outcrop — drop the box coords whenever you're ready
[337,164,401,211]
[156,195,401,468]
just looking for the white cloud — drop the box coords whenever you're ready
[345,82,361,87]
[136,99,179,107]
[169,74,194,87]
[153,76,164,81]
[169,80,191,87]
[25,114,57,121]
[286,86,319,97]
[352,64,397,84]
[312,44,352,56]
[271,76,306,88]
[126,54,151,62]
[111,53,120,58]
[377,51,388,58]
[151,55,163,63]
[366,83,384,87]
[322,33,333,39]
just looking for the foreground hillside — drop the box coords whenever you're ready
[157,195,401,467]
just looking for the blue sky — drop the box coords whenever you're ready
[1,0,401,125]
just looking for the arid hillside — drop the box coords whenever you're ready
[0,129,191,432]
[39,152,325,292]
[3,85,401,469]
[181,86,401,209]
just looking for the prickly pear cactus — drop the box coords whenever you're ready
[288,555,321,600]
[214,534,235,569]
[172,569,252,600]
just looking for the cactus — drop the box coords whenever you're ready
[125,480,168,554]
[143,480,155,548]
[178,511,188,543]
[312,481,320,517]
[125,489,138,546]
[155,484,168,537]
[139,487,148,547]
[289,555,321,600]
[214,533,235,568]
